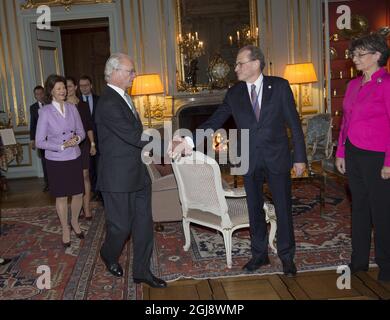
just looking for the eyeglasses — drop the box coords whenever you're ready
[349,52,376,59]
[234,60,255,68]
[117,68,136,75]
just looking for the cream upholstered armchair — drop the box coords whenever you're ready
[146,161,182,228]
[172,151,277,268]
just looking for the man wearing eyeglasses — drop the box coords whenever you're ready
[171,45,307,277]
[94,53,167,288]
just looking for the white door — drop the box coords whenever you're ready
[30,24,65,179]
[30,24,65,86]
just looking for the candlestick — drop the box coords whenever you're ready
[229,35,233,46]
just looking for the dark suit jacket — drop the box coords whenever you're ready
[29,102,40,140]
[91,94,99,121]
[197,76,307,175]
[95,86,150,193]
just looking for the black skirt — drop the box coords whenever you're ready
[46,156,84,197]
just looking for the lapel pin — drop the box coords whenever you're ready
[268,85,272,89]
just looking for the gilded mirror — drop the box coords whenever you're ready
[175,0,258,92]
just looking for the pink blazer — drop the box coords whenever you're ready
[336,68,390,166]
[35,102,85,161]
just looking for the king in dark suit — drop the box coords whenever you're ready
[95,53,166,288]
[175,45,307,276]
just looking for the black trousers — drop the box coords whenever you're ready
[243,151,295,264]
[100,182,154,279]
[345,139,390,281]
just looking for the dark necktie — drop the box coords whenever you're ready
[251,84,260,121]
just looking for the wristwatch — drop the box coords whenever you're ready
[91,142,96,147]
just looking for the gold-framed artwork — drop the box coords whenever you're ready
[175,0,259,92]
[21,0,114,10]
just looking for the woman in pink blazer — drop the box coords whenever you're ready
[335,33,390,282]
[36,75,86,248]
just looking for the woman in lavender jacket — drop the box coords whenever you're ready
[36,75,86,248]
[335,33,390,282]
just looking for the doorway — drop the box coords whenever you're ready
[30,17,110,95]
[55,18,110,95]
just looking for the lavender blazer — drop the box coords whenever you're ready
[35,102,86,161]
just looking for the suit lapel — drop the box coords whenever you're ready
[107,86,142,126]
[258,76,273,126]
[238,82,257,123]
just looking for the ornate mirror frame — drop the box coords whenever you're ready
[174,0,259,93]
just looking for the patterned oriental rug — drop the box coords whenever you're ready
[0,179,374,300]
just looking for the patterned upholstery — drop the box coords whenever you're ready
[172,151,277,268]
[305,113,333,163]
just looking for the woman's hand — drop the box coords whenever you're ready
[335,157,346,174]
[63,136,79,148]
[381,166,390,180]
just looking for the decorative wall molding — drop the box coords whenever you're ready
[21,0,114,11]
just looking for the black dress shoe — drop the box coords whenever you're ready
[242,256,270,271]
[282,261,297,277]
[0,258,12,266]
[100,253,123,277]
[70,225,85,239]
[134,274,167,288]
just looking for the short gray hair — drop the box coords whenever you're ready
[104,53,130,82]
[238,45,266,71]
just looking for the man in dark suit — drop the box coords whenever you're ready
[79,75,100,201]
[29,85,49,192]
[95,53,166,288]
[173,45,307,276]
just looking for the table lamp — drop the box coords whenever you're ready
[130,73,164,127]
[283,62,318,115]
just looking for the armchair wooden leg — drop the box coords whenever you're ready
[154,222,164,232]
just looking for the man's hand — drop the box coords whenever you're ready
[381,166,390,180]
[293,162,306,177]
[31,140,36,150]
[167,136,192,161]
[335,157,346,174]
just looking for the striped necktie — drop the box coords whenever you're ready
[251,84,260,121]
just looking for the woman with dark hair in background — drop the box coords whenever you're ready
[36,74,86,247]
[66,77,96,220]
[335,33,390,282]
